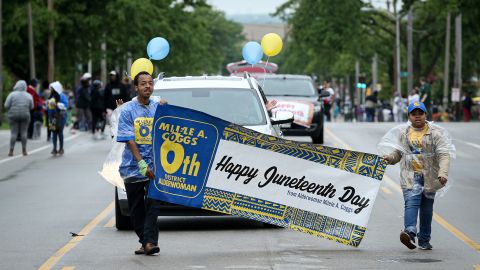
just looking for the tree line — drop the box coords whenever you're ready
[1,0,244,98]
[274,0,479,103]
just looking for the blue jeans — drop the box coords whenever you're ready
[402,174,435,244]
[52,123,65,150]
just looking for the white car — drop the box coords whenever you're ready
[115,74,293,230]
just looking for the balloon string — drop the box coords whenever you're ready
[262,56,270,89]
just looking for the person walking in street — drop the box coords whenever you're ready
[393,92,406,122]
[365,91,378,122]
[419,77,431,119]
[75,73,93,131]
[462,91,473,122]
[90,80,106,139]
[40,80,53,141]
[322,80,335,122]
[4,80,33,156]
[105,70,130,125]
[381,101,454,250]
[48,82,69,156]
[408,87,420,105]
[26,78,41,139]
[117,71,165,256]
[123,76,135,100]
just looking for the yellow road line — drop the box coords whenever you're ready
[433,213,480,251]
[104,216,115,228]
[325,127,480,253]
[381,187,393,194]
[61,267,75,270]
[474,265,480,270]
[325,128,352,150]
[38,201,114,270]
[383,175,403,193]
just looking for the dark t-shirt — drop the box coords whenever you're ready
[420,83,431,105]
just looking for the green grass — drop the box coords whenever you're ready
[0,121,9,130]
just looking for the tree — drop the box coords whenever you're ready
[274,0,480,103]
[0,0,244,89]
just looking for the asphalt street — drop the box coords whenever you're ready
[0,123,478,270]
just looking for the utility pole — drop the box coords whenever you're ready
[372,53,378,93]
[443,12,451,107]
[0,0,4,124]
[454,13,462,90]
[101,36,107,84]
[355,60,360,122]
[453,13,462,119]
[407,6,413,94]
[88,42,92,75]
[127,52,133,79]
[47,0,54,82]
[394,0,401,97]
[27,1,36,80]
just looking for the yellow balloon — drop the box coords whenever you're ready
[261,33,283,57]
[130,58,153,79]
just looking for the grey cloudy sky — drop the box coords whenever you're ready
[206,0,287,15]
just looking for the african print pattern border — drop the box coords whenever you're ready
[202,187,366,247]
[222,125,387,181]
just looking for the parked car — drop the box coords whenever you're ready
[260,74,330,144]
[115,74,293,230]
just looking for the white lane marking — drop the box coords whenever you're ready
[0,133,81,165]
[454,139,480,150]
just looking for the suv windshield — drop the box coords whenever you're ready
[262,78,317,97]
[153,88,266,126]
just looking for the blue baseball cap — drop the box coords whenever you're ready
[408,101,427,114]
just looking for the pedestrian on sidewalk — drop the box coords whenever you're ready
[117,71,166,256]
[462,91,473,122]
[380,101,455,250]
[4,80,33,156]
[48,82,69,156]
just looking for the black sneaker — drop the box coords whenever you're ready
[400,231,417,249]
[419,242,433,250]
[51,149,57,155]
[134,245,145,255]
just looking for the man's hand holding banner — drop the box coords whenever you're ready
[150,105,387,247]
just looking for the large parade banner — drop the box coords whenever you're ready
[149,105,387,247]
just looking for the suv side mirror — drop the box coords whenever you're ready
[271,111,294,125]
[318,89,331,98]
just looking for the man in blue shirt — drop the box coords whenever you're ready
[117,71,164,255]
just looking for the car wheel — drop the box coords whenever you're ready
[115,188,133,230]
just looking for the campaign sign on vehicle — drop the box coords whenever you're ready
[150,104,387,247]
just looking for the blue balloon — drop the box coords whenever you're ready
[242,41,263,65]
[147,37,170,60]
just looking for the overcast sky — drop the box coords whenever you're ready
[206,0,287,15]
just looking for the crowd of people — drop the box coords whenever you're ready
[320,77,478,123]
[3,70,135,157]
